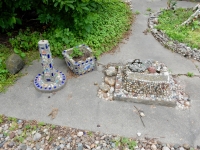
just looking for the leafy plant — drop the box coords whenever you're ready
[8,117,17,122]
[9,121,18,131]
[70,47,83,58]
[134,10,140,15]
[9,1,133,58]
[187,72,194,77]
[38,122,45,126]
[25,124,31,129]
[14,135,25,143]
[9,28,40,52]
[0,115,4,124]
[51,125,56,129]
[87,131,93,137]
[3,131,8,137]
[146,8,152,12]
[191,21,200,31]
[113,137,137,150]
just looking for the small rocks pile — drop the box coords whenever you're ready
[0,115,198,150]
[148,10,200,61]
[97,66,117,101]
[0,116,118,150]
[135,139,195,150]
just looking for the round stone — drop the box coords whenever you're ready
[148,67,156,73]
[77,132,83,137]
[151,144,157,150]
[162,147,170,150]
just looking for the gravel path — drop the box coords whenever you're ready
[0,115,198,150]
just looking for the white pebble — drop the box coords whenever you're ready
[137,132,141,137]
[77,131,83,137]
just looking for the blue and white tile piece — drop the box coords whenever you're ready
[62,44,96,75]
[34,40,66,92]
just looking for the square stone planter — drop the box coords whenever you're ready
[62,44,96,75]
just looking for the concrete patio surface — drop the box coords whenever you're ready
[1,0,200,147]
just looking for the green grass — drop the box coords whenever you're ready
[134,10,140,15]
[156,8,200,49]
[187,72,194,77]
[146,8,152,12]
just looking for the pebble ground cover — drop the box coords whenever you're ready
[0,115,197,150]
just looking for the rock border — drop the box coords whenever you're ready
[148,9,200,62]
[0,115,197,150]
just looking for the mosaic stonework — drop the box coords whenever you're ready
[113,61,189,108]
[34,40,66,92]
[123,60,170,97]
[97,61,190,109]
[62,45,96,75]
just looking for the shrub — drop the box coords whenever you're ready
[0,0,102,33]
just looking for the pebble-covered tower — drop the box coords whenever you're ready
[34,40,66,92]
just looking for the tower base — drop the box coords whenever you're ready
[34,70,66,93]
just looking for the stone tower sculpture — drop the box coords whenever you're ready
[34,40,66,92]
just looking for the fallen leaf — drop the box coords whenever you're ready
[48,108,58,119]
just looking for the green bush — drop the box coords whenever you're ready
[9,1,133,58]
[0,0,101,32]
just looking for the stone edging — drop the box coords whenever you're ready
[148,10,200,62]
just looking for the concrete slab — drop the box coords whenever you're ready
[0,0,200,147]
[179,76,200,100]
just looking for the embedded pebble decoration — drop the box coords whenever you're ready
[62,45,96,75]
[97,65,118,101]
[34,40,66,92]
[114,60,190,109]
[97,60,190,110]
[148,7,200,61]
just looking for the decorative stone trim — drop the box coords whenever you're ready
[113,66,178,107]
[148,10,200,61]
[62,44,96,75]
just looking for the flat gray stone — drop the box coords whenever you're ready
[19,144,27,150]
[33,133,41,141]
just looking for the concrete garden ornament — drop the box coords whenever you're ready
[34,40,66,92]
[62,44,96,75]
